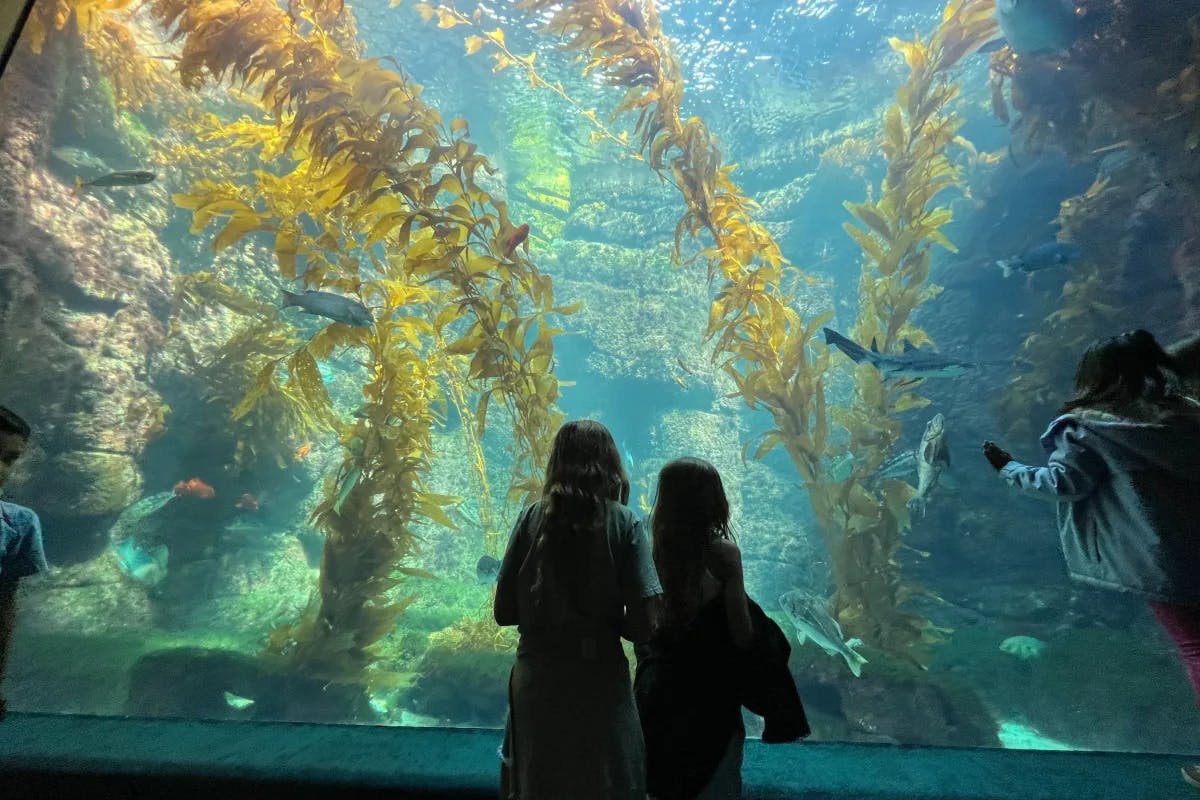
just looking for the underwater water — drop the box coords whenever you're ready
[1,0,1199,756]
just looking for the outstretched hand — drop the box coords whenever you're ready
[982,441,1013,471]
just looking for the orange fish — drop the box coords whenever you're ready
[295,443,312,461]
[503,223,530,256]
[235,493,259,512]
[173,477,216,500]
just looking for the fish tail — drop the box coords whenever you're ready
[848,650,868,678]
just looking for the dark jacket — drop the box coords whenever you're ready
[634,596,808,799]
[1000,401,1200,605]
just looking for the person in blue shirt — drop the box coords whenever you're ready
[0,405,48,720]
[983,330,1200,790]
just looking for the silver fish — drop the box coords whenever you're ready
[74,170,157,194]
[909,413,950,517]
[824,328,975,381]
[281,290,374,328]
[778,589,868,678]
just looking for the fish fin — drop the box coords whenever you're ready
[848,650,868,678]
[870,338,880,353]
[903,339,916,353]
[281,290,300,308]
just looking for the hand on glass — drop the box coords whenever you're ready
[982,441,1013,471]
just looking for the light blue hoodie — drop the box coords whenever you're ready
[1000,399,1200,605]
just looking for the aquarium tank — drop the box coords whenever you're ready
[1,0,1198,754]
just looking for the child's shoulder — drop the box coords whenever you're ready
[0,500,39,530]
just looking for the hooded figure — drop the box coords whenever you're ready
[999,401,1200,605]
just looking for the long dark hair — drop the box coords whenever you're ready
[1060,329,1181,415]
[529,420,628,613]
[650,457,731,630]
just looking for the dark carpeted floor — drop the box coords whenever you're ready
[0,712,1195,799]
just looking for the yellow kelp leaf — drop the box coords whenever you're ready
[492,53,515,72]
[436,8,464,27]
[884,105,907,152]
[232,361,278,420]
[893,393,931,414]
[213,211,265,252]
[464,35,484,55]
[450,117,469,134]
[444,333,482,356]
[889,36,928,74]
[927,227,958,254]
[275,224,299,279]
[487,27,506,46]
[845,201,893,241]
[842,222,888,267]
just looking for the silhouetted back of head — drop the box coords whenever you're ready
[651,457,731,629]
[1062,329,1180,415]
[542,419,627,516]
[0,406,30,441]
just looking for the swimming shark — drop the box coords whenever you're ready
[823,328,976,381]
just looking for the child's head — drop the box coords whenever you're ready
[0,405,31,489]
[1063,329,1178,414]
[543,419,627,508]
[650,457,731,625]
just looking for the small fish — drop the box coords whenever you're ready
[999,635,1047,660]
[281,289,374,327]
[824,328,975,380]
[996,241,1082,278]
[995,0,1079,55]
[779,589,868,677]
[295,443,311,461]
[672,375,689,390]
[908,413,950,518]
[333,467,363,514]
[676,356,695,375]
[50,146,109,173]
[503,223,530,256]
[72,170,157,196]
[173,477,216,499]
[223,691,256,710]
[235,493,259,512]
[114,538,169,588]
[476,555,501,585]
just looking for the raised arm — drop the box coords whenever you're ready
[994,426,1106,502]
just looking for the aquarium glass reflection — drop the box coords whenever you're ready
[1,0,1198,754]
